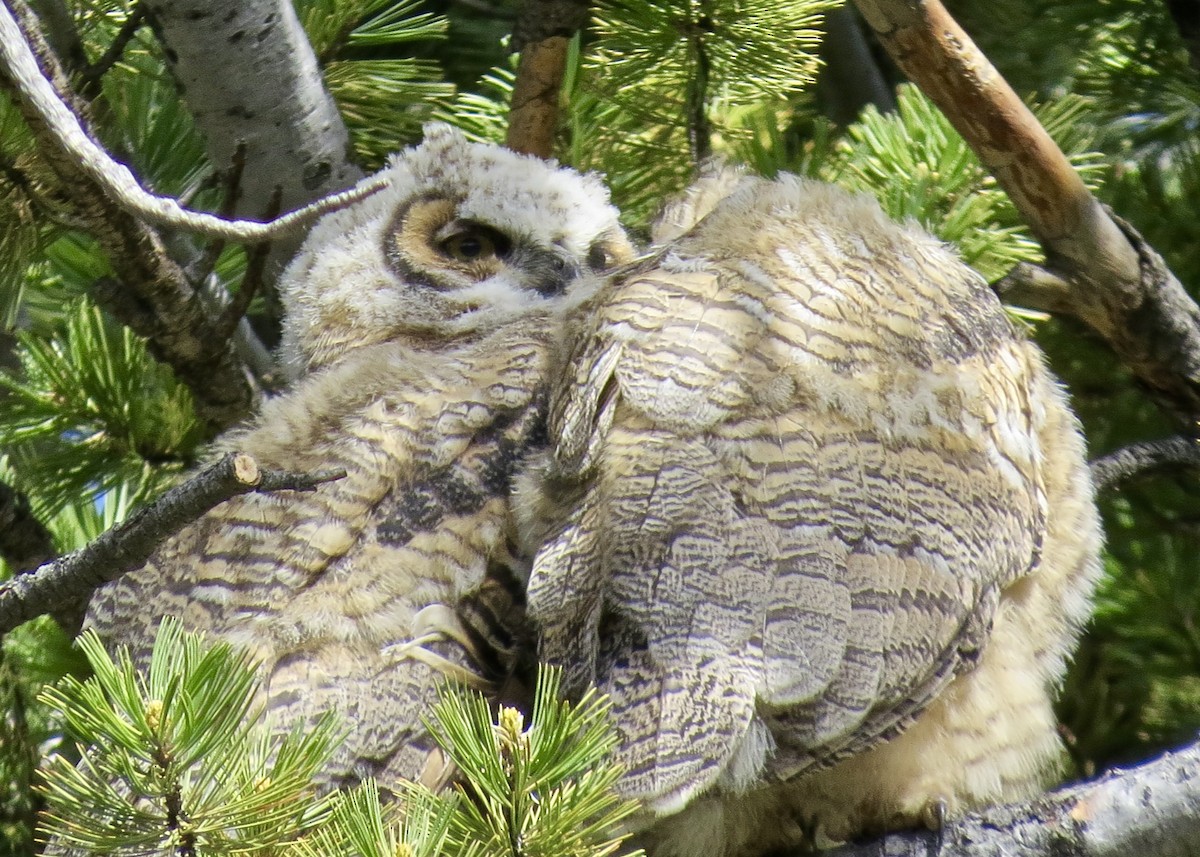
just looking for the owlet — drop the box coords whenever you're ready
[84,124,633,790]
[518,165,1102,856]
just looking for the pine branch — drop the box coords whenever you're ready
[851,0,1200,426]
[825,739,1200,857]
[506,0,590,157]
[0,453,345,636]
[1089,436,1200,492]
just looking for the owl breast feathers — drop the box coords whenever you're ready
[519,170,1101,855]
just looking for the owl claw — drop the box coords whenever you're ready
[383,603,492,690]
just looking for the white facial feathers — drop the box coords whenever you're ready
[278,124,629,376]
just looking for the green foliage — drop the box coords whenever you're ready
[37,625,640,857]
[806,86,1104,281]
[295,780,459,857]
[566,0,835,223]
[38,619,338,855]
[429,670,641,857]
[0,301,202,520]
[300,0,456,165]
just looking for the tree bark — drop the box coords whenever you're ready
[142,0,363,260]
[506,0,591,157]
[828,740,1200,857]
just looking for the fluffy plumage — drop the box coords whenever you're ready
[518,167,1101,855]
[85,124,632,789]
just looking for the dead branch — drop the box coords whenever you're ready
[506,0,591,157]
[0,0,387,243]
[0,453,344,637]
[826,739,1200,857]
[851,0,1200,426]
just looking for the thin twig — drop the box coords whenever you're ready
[191,141,249,285]
[0,453,345,636]
[0,1,387,241]
[78,2,145,97]
[216,186,281,340]
[1089,436,1200,493]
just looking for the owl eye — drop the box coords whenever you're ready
[587,242,614,271]
[437,223,512,263]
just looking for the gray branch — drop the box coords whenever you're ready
[0,453,344,637]
[0,0,386,244]
[1089,436,1200,492]
[828,740,1200,857]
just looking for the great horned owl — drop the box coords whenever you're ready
[84,124,633,789]
[518,167,1102,856]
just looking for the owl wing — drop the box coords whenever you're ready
[527,176,1046,813]
[86,321,549,791]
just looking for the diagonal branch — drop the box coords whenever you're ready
[0,0,387,244]
[1090,436,1200,492]
[0,453,344,637]
[851,0,1200,426]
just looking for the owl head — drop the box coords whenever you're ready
[278,124,633,376]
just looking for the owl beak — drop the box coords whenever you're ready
[512,246,580,297]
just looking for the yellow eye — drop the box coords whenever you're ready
[438,225,511,263]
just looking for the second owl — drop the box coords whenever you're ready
[520,167,1102,856]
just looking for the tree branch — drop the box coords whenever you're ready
[1089,436,1200,492]
[0,0,387,244]
[827,739,1200,857]
[0,453,344,637]
[851,0,1200,425]
[506,0,590,157]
